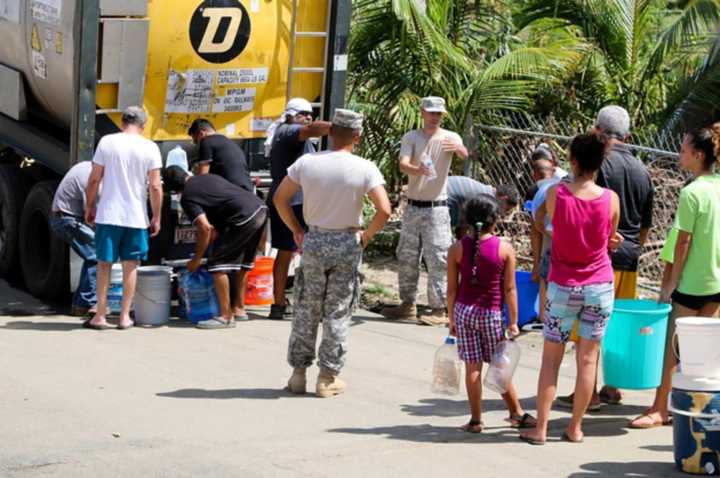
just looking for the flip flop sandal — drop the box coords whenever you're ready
[117,322,134,330]
[561,432,584,443]
[82,320,108,330]
[461,420,484,433]
[234,314,251,322]
[628,413,672,429]
[509,413,538,429]
[519,434,545,446]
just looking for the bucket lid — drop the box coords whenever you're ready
[673,372,720,392]
[676,317,720,327]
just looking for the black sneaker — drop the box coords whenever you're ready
[268,304,286,320]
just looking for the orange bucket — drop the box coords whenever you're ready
[244,257,274,306]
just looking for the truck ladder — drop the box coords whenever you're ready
[286,0,333,121]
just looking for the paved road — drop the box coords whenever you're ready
[0,280,680,477]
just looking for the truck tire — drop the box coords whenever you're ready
[0,163,30,277]
[20,181,69,299]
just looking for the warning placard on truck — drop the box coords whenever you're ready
[213,88,256,113]
[31,0,61,25]
[164,70,213,114]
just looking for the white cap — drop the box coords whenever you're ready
[421,96,447,113]
[596,105,630,138]
[285,98,313,116]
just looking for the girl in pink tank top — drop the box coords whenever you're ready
[522,132,620,446]
[448,194,536,433]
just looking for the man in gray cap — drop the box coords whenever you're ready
[557,105,654,409]
[382,96,468,326]
[84,106,163,330]
[273,108,391,397]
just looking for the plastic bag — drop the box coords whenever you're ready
[484,340,521,394]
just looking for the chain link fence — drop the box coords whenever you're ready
[467,115,687,295]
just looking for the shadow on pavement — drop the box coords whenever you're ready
[156,388,311,400]
[546,417,630,438]
[1,320,81,331]
[587,403,651,417]
[568,460,678,477]
[401,397,537,418]
[641,445,674,453]
[328,424,522,444]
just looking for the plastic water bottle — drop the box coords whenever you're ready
[484,339,521,394]
[166,145,188,172]
[420,153,437,180]
[431,336,462,395]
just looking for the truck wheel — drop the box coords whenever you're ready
[20,181,69,299]
[0,163,30,277]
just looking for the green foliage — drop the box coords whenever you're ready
[348,0,720,175]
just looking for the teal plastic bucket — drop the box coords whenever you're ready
[602,299,672,390]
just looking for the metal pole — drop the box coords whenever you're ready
[70,0,99,165]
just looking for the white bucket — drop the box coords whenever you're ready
[134,266,172,326]
[107,264,124,314]
[676,317,720,378]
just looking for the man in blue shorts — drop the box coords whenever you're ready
[84,106,163,330]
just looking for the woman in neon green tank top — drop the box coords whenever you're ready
[630,125,720,429]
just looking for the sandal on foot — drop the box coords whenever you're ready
[117,322,134,330]
[519,434,545,446]
[628,413,672,429]
[82,320,108,330]
[561,432,584,443]
[509,413,538,429]
[461,420,484,433]
[599,388,623,405]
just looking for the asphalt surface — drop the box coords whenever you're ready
[0,280,681,477]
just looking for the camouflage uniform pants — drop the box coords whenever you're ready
[396,205,452,309]
[287,230,362,374]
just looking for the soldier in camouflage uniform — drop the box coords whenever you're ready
[273,108,391,397]
[382,97,468,326]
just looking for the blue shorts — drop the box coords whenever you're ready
[544,282,614,343]
[95,224,149,263]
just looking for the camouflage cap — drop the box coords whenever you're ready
[420,96,447,113]
[332,108,364,130]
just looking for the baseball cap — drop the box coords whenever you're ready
[332,109,364,130]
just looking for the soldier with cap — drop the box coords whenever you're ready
[265,98,332,320]
[273,108,391,397]
[382,96,468,326]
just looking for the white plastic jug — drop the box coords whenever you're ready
[431,336,462,395]
[676,317,720,378]
[107,263,124,315]
[166,145,188,172]
[484,340,521,394]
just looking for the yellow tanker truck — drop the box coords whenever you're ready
[0,0,350,299]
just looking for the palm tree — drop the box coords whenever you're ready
[515,0,720,133]
[348,0,581,192]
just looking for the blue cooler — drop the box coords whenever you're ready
[670,373,720,475]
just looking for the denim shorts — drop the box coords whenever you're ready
[95,224,149,263]
[544,281,614,343]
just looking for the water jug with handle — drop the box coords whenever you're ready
[431,336,462,395]
[166,145,188,172]
[675,317,720,379]
[484,338,521,394]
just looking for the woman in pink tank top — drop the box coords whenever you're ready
[521,133,620,446]
[448,194,536,433]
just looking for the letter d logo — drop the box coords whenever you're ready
[190,0,251,64]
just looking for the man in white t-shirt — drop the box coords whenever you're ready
[84,106,163,330]
[273,108,391,398]
[382,96,468,326]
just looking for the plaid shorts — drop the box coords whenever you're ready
[544,281,614,343]
[454,302,504,363]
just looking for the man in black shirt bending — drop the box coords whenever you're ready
[164,166,267,329]
[188,119,253,192]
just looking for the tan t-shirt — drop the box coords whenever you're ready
[400,128,463,201]
[287,150,385,229]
